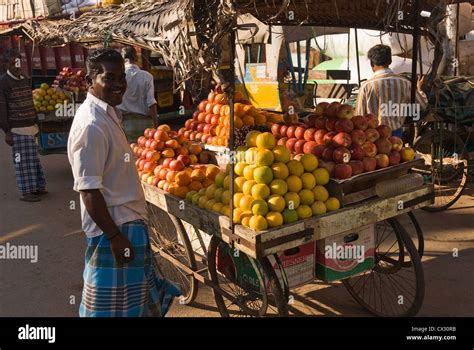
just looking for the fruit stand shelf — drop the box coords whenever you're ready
[142,182,433,259]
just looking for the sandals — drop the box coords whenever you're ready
[20,194,41,202]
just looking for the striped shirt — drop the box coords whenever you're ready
[355,68,428,130]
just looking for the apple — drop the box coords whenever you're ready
[280,125,288,138]
[326,102,341,118]
[388,151,401,166]
[349,160,364,175]
[375,154,390,169]
[177,155,190,167]
[335,119,354,133]
[146,150,160,162]
[315,102,329,117]
[277,137,288,146]
[362,157,377,172]
[332,132,352,148]
[209,126,217,136]
[152,176,160,187]
[143,161,157,173]
[352,115,369,130]
[145,139,152,149]
[304,128,316,142]
[365,113,378,128]
[322,146,335,161]
[350,129,366,145]
[162,158,173,168]
[349,143,365,161]
[362,141,378,158]
[400,147,415,162]
[195,132,203,142]
[325,117,337,131]
[314,117,326,130]
[322,131,336,146]
[154,130,169,142]
[318,160,336,177]
[336,104,354,120]
[271,123,282,136]
[201,134,210,143]
[294,139,307,154]
[178,127,186,136]
[295,126,306,140]
[304,114,317,128]
[138,159,147,171]
[203,124,212,134]
[211,115,220,126]
[389,136,403,151]
[377,125,392,138]
[375,138,392,154]
[303,141,317,155]
[314,129,327,144]
[333,147,351,164]
[313,144,326,158]
[192,111,199,121]
[286,138,298,152]
[334,163,353,179]
[286,125,297,139]
[365,128,380,142]
[197,123,206,133]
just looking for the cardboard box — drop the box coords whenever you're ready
[316,224,375,282]
[268,242,316,289]
[39,131,69,150]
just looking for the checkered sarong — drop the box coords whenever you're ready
[121,113,153,144]
[11,133,46,195]
[80,220,181,317]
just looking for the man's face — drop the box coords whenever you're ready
[87,61,127,106]
[8,56,22,77]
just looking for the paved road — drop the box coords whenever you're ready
[1,140,473,317]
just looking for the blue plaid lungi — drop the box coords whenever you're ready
[11,133,46,195]
[80,220,181,317]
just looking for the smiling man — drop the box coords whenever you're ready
[67,48,179,317]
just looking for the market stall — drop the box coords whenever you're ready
[5,0,467,317]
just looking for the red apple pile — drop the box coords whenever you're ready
[131,125,216,197]
[52,67,87,94]
[271,102,416,180]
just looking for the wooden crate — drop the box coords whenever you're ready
[142,182,433,259]
[327,157,425,207]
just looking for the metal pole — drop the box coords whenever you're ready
[229,28,236,235]
[355,28,361,87]
[296,40,302,94]
[346,30,350,99]
[410,0,421,145]
[454,3,460,76]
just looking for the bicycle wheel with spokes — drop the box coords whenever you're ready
[147,203,198,304]
[342,218,425,317]
[208,236,288,317]
[413,128,469,211]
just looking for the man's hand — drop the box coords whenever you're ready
[5,131,13,146]
[417,74,425,92]
[109,233,135,264]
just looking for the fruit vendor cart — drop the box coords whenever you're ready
[8,0,451,317]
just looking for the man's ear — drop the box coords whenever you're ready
[85,75,93,88]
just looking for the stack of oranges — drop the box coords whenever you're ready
[180,86,283,147]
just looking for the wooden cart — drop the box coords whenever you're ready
[142,159,434,317]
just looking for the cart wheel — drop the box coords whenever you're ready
[342,218,425,316]
[147,203,198,305]
[208,236,288,317]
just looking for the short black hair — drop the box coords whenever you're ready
[86,48,124,79]
[367,44,392,67]
[2,48,20,63]
[121,46,137,62]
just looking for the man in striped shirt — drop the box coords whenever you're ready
[356,44,427,138]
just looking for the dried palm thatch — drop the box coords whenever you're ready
[3,0,235,91]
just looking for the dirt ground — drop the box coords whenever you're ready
[1,140,473,317]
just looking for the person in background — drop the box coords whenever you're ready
[356,44,427,138]
[117,46,158,142]
[0,48,47,202]
[68,48,179,317]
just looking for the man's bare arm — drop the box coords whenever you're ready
[80,189,134,263]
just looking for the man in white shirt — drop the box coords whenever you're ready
[117,46,157,142]
[0,49,47,202]
[68,48,179,317]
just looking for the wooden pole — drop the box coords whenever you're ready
[229,27,236,235]
[355,28,361,87]
[409,0,420,145]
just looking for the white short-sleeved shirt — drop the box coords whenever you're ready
[117,63,157,116]
[68,93,147,237]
